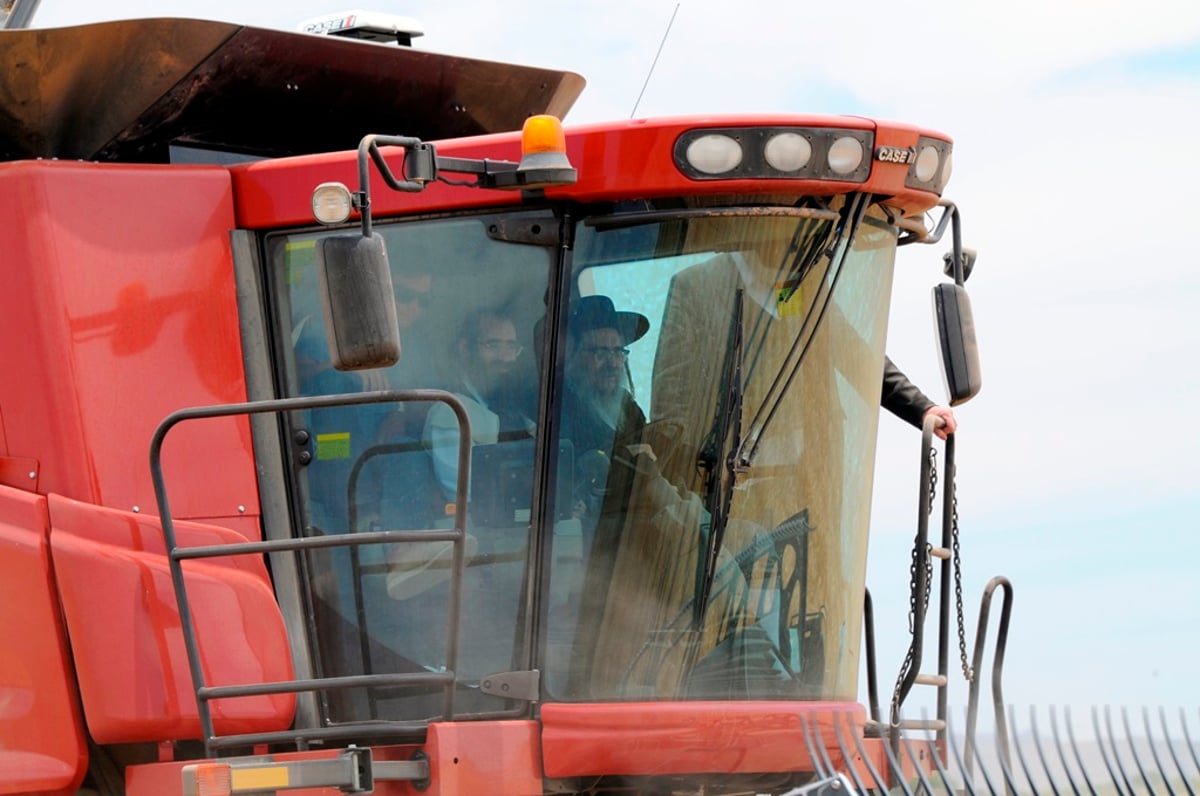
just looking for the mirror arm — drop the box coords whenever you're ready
[354,134,429,238]
[352,135,527,238]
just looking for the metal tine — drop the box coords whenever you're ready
[1120,706,1160,794]
[798,713,831,779]
[925,713,960,795]
[946,710,982,796]
[898,713,939,795]
[830,711,875,794]
[1028,706,1067,796]
[878,724,917,796]
[1007,706,1046,796]
[1099,705,1137,792]
[1094,710,1128,796]
[810,713,841,783]
[965,709,1008,796]
[1059,707,1100,796]
[994,706,1023,796]
[1157,707,1196,796]
[1138,707,1177,796]
[849,715,894,794]
[1182,708,1200,777]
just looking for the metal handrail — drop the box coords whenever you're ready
[149,389,472,756]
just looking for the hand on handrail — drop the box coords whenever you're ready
[923,405,957,441]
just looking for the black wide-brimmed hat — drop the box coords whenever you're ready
[568,295,649,344]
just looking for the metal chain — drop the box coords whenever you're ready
[890,446,939,722]
[924,448,937,619]
[950,467,974,682]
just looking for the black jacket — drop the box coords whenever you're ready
[881,356,935,428]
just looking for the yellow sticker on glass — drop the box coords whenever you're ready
[775,281,804,317]
[316,432,351,460]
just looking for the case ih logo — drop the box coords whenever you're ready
[302,15,358,35]
[875,146,916,165]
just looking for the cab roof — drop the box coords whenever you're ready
[0,17,585,163]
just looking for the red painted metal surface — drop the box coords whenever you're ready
[0,161,259,525]
[230,115,949,230]
[540,701,865,778]
[48,496,294,744]
[0,487,87,796]
[420,721,543,796]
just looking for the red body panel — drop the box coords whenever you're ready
[420,721,544,796]
[0,487,87,796]
[0,161,258,524]
[231,114,948,230]
[540,701,865,778]
[48,496,294,744]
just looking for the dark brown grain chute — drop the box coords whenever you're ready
[0,17,585,162]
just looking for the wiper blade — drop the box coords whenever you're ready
[735,193,870,468]
[694,288,745,628]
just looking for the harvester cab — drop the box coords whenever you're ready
[7,11,1190,796]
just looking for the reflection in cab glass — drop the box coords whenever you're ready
[546,203,898,705]
[271,212,552,722]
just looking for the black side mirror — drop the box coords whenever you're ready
[932,283,981,406]
[316,233,401,370]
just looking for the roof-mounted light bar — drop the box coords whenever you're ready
[674,126,874,183]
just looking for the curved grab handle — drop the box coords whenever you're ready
[963,576,1015,780]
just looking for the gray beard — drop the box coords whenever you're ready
[588,389,627,429]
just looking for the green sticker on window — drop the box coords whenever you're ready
[316,432,351,460]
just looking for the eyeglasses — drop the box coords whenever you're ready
[581,346,629,363]
[395,286,432,307]
[477,339,523,356]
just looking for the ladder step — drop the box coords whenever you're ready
[929,545,950,560]
[915,673,947,687]
[862,718,946,735]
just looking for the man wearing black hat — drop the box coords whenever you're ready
[563,296,651,454]
[560,295,653,519]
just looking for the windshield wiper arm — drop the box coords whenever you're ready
[694,288,745,628]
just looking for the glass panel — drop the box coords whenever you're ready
[268,212,554,722]
[544,204,897,702]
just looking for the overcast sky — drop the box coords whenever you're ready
[28,0,1200,734]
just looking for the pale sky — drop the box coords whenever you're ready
[27,0,1200,726]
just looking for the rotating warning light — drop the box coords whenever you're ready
[674,126,872,182]
[521,114,567,158]
[312,182,353,225]
[489,115,576,189]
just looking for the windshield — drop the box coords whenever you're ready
[544,202,897,702]
[269,211,554,724]
[266,200,898,723]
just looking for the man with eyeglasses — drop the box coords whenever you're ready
[423,306,533,501]
[560,295,654,519]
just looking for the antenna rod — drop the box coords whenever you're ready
[0,0,41,29]
[630,3,680,119]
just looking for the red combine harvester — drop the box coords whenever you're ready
[11,10,1164,796]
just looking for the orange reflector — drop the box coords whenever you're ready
[521,115,566,156]
[188,763,232,796]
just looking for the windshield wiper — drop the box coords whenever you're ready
[734,193,869,468]
[693,288,745,628]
